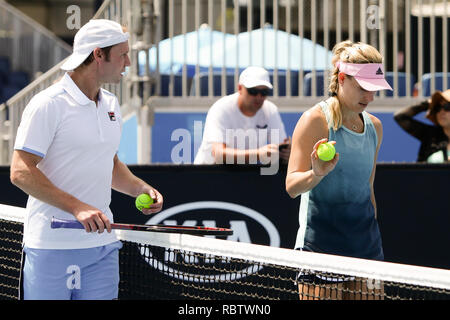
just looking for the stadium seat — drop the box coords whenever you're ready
[1,85,20,102]
[269,71,300,96]
[0,56,10,84]
[8,71,29,89]
[190,72,236,96]
[303,71,328,96]
[191,70,301,97]
[421,73,450,96]
[0,56,10,73]
[0,57,30,102]
[138,73,191,97]
[382,72,416,97]
[159,73,189,96]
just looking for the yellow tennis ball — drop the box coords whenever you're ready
[135,193,154,211]
[317,142,336,161]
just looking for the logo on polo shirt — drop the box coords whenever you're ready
[108,112,116,121]
[376,68,383,75]
[256,124,268,129]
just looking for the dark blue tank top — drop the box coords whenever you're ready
[294,101,384,260]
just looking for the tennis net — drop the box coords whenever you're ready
[1,203,450,300]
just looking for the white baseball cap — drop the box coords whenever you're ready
[61,19,130,71]
[238,66,273,89]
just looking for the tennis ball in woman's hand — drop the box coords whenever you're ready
[135,193,154,211]
[317,142,336,161]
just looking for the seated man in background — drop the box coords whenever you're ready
[194,66,291,168]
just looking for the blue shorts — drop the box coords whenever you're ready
[22,241,123,300]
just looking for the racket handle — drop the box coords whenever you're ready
[51,217,84,229]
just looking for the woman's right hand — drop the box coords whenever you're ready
[311,138,339,177]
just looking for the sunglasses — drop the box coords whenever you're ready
[246,87,271,96]
[436,102,450,112]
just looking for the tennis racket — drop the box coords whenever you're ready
[50,217,233,236]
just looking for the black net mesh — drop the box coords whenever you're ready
[1,216,450,300]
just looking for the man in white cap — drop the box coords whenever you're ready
[10,19,163,300]
[194,66,291,169]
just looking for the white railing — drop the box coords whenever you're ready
[147,0,448,99]
[0,0,72,78]
[0,0,159,165]
[0,0,72,165]
[1,0,449,165]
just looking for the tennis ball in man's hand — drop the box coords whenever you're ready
[135,193,154,211]
[317,142,336,161]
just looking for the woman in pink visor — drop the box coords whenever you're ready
[286,40,392,300]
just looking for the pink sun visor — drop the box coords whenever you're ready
[337,61,393,92]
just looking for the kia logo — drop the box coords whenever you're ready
[140,201,280,282]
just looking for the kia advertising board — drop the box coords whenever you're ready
[111,165,299,250]
[111,165,299,299]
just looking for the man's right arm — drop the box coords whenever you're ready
[10,150,111,233]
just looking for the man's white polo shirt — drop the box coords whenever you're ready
[14,73,122,249]
[194,93,287,164]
